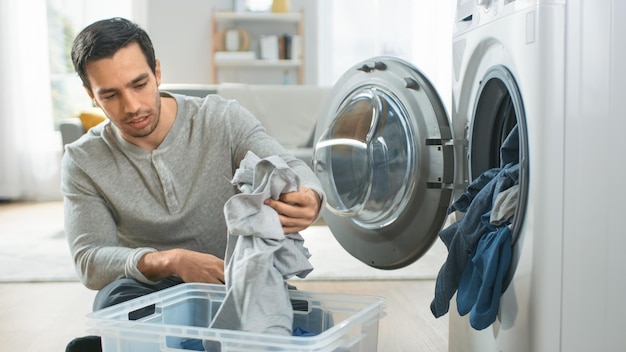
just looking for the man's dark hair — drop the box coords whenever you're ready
[71,17,156,91]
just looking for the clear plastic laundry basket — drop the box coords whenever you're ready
[86,283,386,352]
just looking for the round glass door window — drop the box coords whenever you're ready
[313,56,453,269]
[314,87,414,229]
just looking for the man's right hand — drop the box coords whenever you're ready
[137,248,225,284]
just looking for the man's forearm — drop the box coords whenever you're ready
[136,249,226,284]
[137,249,178,281]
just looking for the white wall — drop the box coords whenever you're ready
[142,0,215,84]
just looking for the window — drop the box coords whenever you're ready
[46,0,133,127]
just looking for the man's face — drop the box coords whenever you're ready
[84,42,162,144]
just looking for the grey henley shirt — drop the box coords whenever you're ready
[61,92,323,290]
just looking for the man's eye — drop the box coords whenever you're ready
[136,82,147,89]
[103,94,116,100]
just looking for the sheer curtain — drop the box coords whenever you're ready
[317,0,454,112]
[0,0,62,201]
[0,0,136,201]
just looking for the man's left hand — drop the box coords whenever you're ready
[264,186,321,234]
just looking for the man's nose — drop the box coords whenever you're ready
[121,91,141,115]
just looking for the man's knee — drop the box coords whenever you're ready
[92,277,183,311]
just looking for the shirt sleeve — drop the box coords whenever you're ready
[222,100,326,209]
[61,149,159,290]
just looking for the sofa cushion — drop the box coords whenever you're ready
[217,83,331,149]
[79,107,107,132]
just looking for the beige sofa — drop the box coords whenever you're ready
[60,83,331,167]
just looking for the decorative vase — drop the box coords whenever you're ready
[271,0,290,13]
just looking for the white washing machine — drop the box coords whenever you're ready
[312,0,626,351]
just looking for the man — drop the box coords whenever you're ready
[63,17,323,351]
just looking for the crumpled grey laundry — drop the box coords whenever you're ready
[490,184,519,226]
[204,151,313,351]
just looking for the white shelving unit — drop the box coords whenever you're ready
[214,11,302,22]
[211,11,304,84]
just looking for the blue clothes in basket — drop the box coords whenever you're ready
[430,126,520,330]
[182,328,316,351]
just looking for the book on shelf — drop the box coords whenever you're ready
[261,34,302,61]
[290,34,301,60]
[260,35,280,60]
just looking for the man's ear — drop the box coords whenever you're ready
[155,59,162,86]
[84,86,98,107]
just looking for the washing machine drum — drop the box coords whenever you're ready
[313,56,453,269]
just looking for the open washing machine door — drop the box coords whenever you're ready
[313,56,454,269]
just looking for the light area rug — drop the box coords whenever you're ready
[301,225,446,280]
[0,201,447,282]
[0,201,78,282]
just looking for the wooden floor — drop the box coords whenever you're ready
[0,280,448,352]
